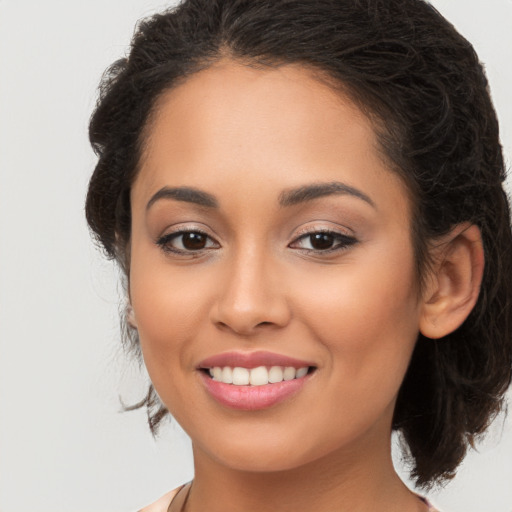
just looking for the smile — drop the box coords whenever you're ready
[207,365,310,386]
[198,351,316,410]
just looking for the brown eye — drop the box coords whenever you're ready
[156,230,218,254]
[181,232,207,250]
[309,233,335,250]
[290,230,357,253]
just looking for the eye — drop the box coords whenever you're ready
[290,230,357,252]
[156,230,219,254]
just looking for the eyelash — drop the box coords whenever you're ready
[155,228,357,256]
[289,229,357,254]
[156,229,218,256]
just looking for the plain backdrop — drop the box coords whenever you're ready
[0,1,511,511]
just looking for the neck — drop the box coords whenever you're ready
[185,430,423,512]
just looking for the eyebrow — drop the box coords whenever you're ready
[146,181,374,211]
[146,186,219,210]
[279,181,375,208]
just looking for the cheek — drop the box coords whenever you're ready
[129,251,214,374]
[292,248,421,379]
[286,259,420,445]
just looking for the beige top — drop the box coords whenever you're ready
[138,486,184,512]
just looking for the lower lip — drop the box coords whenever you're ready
[200,372,309,410]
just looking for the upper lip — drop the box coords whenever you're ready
[198,351,315,370]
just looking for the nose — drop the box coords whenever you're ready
[210,248,291,336]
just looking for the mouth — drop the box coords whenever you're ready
[197,351,317,410]
[201,365,315,386]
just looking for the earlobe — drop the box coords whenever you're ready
[420,223,484,339]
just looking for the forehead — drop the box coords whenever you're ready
[134,59,409,219]
[141,60,374,166]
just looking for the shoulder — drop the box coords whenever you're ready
[424,499,441,512]
[138,487,183,512]
[417,495,441,512]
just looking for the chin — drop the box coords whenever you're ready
[209,447,312,473]
[193,427,342,475]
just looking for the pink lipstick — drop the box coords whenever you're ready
[197,351,315,410]
[199,351,315,370]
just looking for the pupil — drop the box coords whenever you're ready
[183,232,206,250]
[310,233,334,250]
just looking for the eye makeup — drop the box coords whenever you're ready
[289,229,358,254]
[156,227,220,256]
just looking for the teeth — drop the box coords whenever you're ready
[209,365,310,386]
[232,367,250,385]
[249,366,268,386]
[268,366,284,383]
[296,367,308,378]
[283,366,296,381]
[221,366,233,384]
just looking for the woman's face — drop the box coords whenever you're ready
[129,60,424,472]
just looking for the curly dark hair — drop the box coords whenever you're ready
[86,0,512,488]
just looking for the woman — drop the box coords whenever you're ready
[86,1,512,510]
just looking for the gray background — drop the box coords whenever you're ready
[0,1,511,511]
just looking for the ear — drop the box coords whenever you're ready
[420,223,484,339]
[126,304,138,329]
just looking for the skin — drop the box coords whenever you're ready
[129,60,439,512]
